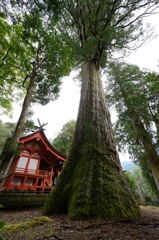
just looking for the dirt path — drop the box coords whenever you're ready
[1,206,159,240]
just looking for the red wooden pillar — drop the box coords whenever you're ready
[50,165,54,186]
[34,177,39,192]
[21,176,27,191]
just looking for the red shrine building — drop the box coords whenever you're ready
[1,130,66,193]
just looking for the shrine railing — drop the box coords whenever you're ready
[15,167,50,178]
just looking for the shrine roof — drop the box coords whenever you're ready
[18,129,66,162]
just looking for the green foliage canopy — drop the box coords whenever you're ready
[125,168,159,205]
[0,120,15,154]
[0,1,75,114]
[0,16,28,114]
[52,120,76,156]
[47,0,159,68]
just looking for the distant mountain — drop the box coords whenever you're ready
[121,161,137,172]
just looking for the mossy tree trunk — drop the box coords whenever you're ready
[42,61,140,220]
[0,65,36,175]
[134,117,159,191]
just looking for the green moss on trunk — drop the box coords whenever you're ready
[42,62,140,220]
[43,143,140,219]
[69,149,138,219]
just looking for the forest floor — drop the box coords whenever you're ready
[1,205,159,240]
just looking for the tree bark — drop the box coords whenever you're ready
[134,118,159,191]
[0,67,36,175]
[42,61,140,220]
[119,83,159,192]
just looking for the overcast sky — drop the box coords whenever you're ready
[1,12,159,161]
